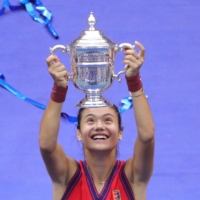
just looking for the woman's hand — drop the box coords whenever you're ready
[124,41,145,77]
[46,55,68,88]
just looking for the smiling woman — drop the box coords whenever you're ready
[77,106,123,157]
[39,41,155,200]
[76,105,123,159]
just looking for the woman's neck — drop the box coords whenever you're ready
[84,149,116,182]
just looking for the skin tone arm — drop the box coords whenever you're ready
[123,42,155,190]
[39,55,77,196]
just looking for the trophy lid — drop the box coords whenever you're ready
[69,12,117,48]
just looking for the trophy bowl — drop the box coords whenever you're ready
[50,12,134,108]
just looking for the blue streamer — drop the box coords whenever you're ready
[0,73,77,124]
[0,73,46,109]
[119,93,149,113]
[119,97,133,113]
[61,113,78,125]
[0,0,58,39]
[0,0,22,15]
[21,0,59,39]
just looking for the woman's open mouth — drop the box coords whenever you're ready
[91,134,109,140]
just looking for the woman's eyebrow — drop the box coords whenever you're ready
[84,114,95,119]
[84,113,115,119]
[103,113,115,118]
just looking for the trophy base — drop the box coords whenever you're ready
[75,90,113,108]
[76,98,113,108]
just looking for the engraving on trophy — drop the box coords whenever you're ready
[74,48,111,90]
[75,48,109,63]
[76,64,111,90]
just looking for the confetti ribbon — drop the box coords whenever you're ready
[0,73,76,124]
[118,93,148,113]
[118,97,133,113]
[0,0,58,39]
[0,0,22,15]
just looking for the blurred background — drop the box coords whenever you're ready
[0,0,200,199]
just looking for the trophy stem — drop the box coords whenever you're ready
[76,90,112,108]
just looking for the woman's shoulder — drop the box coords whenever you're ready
[65,157,79,184]
[122,158,134,182]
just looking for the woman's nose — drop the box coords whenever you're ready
[95,120,104,131]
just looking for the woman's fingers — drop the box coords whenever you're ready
[49,66,68,79]
[46,55,68,87]
[124,41,145,77]
[124,54,138,63]
[135,41,145,58]
[46,55,59,66]
[51,62,66,72]
[124,49,137,56]
[124,41,145,63]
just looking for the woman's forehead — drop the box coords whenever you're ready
[82,107,116,117]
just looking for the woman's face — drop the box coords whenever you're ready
[77,107,122,153]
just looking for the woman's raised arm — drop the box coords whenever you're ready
[123,41,155,186]
[39,55,77,186]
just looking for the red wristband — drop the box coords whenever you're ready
[125,73,143,92]
[50,83,68,103]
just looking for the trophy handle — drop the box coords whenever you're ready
[49,45,73,81]
[113,43,135,82]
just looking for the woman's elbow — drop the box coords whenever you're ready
[138,126,155,142]
[38,135,55,153]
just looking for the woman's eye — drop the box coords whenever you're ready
[87,118,94,123]
[105,118,112,122]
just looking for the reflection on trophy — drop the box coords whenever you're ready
[50,12,134,108]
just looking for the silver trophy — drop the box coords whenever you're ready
[50,12,134,108]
